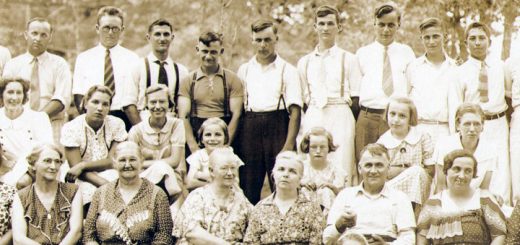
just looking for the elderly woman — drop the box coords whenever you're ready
[60,85,127,204]
[173,147,251,244]
[0,78,53,188]
[83,141,173,245]
[244,151,324,244]
[12,144,83,245]
[417,149,506,244]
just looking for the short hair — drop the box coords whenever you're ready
[97,6,124,26]
[315,5,340,24]
[359,143,390,161]
[384,96,418,126]
[208,147,241,171]
[26,143,64,167]
[251,19,278,34]
[274,151,304,176]
[197,117,229,148]
[198,31,223,47]
[26,17,53,33]
[374,2,401,24]
[443,149,478,178]
[0,78,30,106]
[113,141,143,160]
[80,85,114,114]
[148,18,173,33]
[464,21,491,40]
[145,84,169,105]
[419,17,444,33]
[300,127,338,153]
[455,103,485,131]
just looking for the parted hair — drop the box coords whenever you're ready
[199,31,223,47]
[97,6,124,25]
[26,143,64,166]
[197,117,230,148]
[251,18,278,34]
[454,103,485,132]
[145,84,169,104]
[80,85,114,114]
[274,151,304,176]
[0,78,30,106]
[419,17,444,32]
[443,149,478,178]
[300,127,337,153]
[26,17,53,33]
[464,21,491,40]
[374,2,401,23]
[148,18,172,33]
[359,143,390,161]
[384,96,418,126]
[315,5,340,24]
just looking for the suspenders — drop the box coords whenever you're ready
[144,57,180,110]
[303,51,347,102]
[189,70,230,118]
[243,61,288,113]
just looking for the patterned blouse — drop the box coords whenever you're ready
[173,185,252,244]
[83,179,173,245]
[244,192,324,245]
[18,182,78,245]
[377,126,434,167]
[417,189,506,244]
[0,182,15,237]
[506,202,520,244]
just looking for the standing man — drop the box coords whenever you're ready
[73,6,141,131]
[237,19,303,204]
[0,45,11,74]
[3,17,72,144]
[355,2,415,160]
[406,17,461,144]
[177,31,243,153]
[137,18,189,118]
[297,5,361,185]
[459,22,511,204]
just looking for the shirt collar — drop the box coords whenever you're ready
[354,182,391,198]
[147,52,172,65]
[313,45,340,57]
[467,55,490,68]
[259,190,310,206]
[142,117,174,134]
[418,54,457,66]
[97,43,121,53]
[373,41,395,51]
[378,126,422,148]
[249,53,284,70]
[24,51,48,63]
[194,65,224,81]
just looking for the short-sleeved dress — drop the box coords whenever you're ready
[417,189,506,244]
[0,182,16,237]
[173,185,252,244]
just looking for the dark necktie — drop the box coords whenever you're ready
[155,60,168,85]
[479,62,489,103]
[104,49,115,92]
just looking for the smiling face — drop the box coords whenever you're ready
[273,159,302,191]
[308,135,330,164]
[97,15,123,49]
[33,148,63,182]
[446,156,475,191]
[467,27,489,61]
[113,145,142,180]
[374,11,399,46]
[196,41,222,70]
[252,27,277,60]
[84,91,111,124]
[358,151,389,190]
[421,26,444,55]
[387,101,411,137]
[201,124,226,151]
[25,20,52,56]
[146,89,168,119]
[2,81,25,110]
[147,24,173,54]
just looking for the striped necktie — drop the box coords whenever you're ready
[382,46,393,96]
[104,49,115,92]
[30,57,40,110]
[478,62,489,103]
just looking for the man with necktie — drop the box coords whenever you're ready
[73,6,141,131]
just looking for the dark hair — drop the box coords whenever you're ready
[198,31,223,47]
[80,85,114,114]
[455,103,485,132]
[359,143,390,161]
[97,6,124,25]
[443,149,478,178]
[384,96,418,126]
[300,127,337,153]
[374,2,401,24]
[251,19,278,34]
[419,17,444,33]
[464,21,491,41]
[26,17,53,33]
[315,5,340,24]
[148,18,173,33]
[0,78,30,106]
[197,117,229,148]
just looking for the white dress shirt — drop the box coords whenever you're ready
[459,56,507,114]
[356,41,415,109]
[73,44,140,111]
[237,55,302,112]
[506,55,520,109]
[0,46,11,74]
[137,52,189,110]
[3,51,72,119]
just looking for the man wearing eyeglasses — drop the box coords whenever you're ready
[73,6,141,131]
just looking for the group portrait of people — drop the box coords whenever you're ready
[1,1,520,244]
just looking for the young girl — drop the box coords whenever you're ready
[299,127,347,215]
[186,117,243,191]
[376,96,433,211]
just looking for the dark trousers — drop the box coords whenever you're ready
[237,110,289,204]
[109,110,132,132]
[354,109,389,161]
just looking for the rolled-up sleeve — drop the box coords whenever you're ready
[52,59,72,108]
[283,64,303,109]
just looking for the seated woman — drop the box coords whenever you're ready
[506,201,520,243]
[0,78,53,188]
[299,127,347,215]
[244,151,324,244]
[173,147,251,244]
[433,103,498,197]
[0,179,16,245]
[376,97,433,209]
[417,149,506,244]
[186,117,243,191]
[12,144,83,245]
[83,141,173,244]
[128,84,184,200]
[61,85,127,204]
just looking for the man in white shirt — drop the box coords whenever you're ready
[237,19,303,204]
[459,22,511,205]
[323,143,415,245]
[297,5,361,185]
[407,18,461,144]
[0,45,11,74]
[137,18,189,118]
[355,2,415,160]
[3,17,72,144]
[73,6,141,131]
[506,55,520,203]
